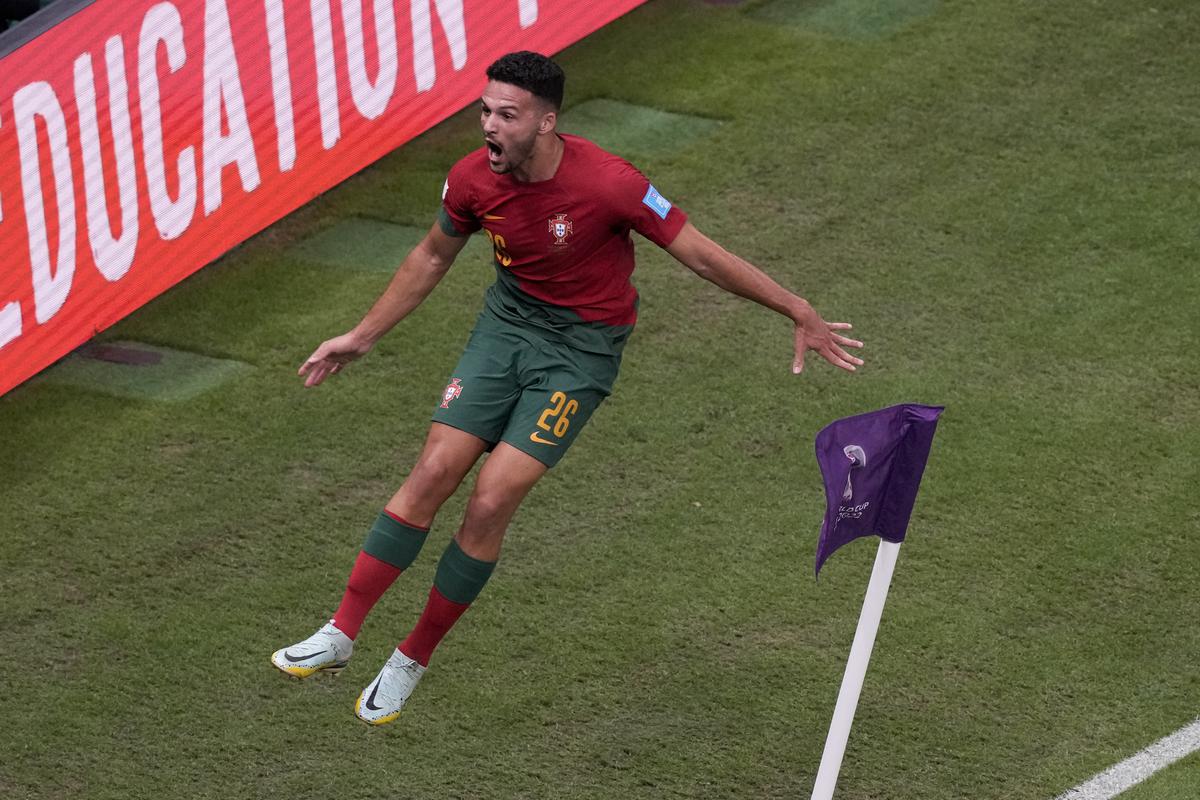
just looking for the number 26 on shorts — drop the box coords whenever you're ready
[530,391,578,446]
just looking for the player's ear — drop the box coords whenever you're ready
[538,110,557,134]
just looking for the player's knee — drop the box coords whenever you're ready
[463,488,513,530]
[408,454,458,494]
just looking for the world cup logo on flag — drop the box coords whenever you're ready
[842,445,867,501]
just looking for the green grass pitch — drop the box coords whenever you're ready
[34,341,253,401]
[3,0,1199,797]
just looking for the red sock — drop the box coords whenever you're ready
[331,551,402,640]
[397,586,471,667]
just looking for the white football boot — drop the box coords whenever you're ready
[271,621,353,679]
[354,649,426,726]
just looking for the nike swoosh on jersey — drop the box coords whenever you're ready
[482,213,505,220]
[529,432,559,446]
[284,648,327,663]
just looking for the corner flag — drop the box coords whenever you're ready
[810,403,944,800]
[814,403,944,576]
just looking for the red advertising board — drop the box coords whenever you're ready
[0,0,648,397]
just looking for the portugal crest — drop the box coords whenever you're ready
[548,213,574,246]
[440,378,463,408]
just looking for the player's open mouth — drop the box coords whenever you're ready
[486,140,503,161]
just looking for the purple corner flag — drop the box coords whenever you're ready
[814,404,944,576]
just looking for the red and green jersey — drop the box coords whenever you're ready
[441,134,688,357]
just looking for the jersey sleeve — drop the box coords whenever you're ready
[606,158,688,248]
[440,157,482,236]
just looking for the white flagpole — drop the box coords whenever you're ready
[811,538,902,800]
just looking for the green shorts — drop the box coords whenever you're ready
[431,319,621,468]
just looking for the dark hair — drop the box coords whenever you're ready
[486,51,565,110]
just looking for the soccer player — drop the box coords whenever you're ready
[271,51,864,725]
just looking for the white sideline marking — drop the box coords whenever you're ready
[1054,718,1200,800]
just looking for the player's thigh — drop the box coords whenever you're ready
[430,327,522,445]
[499,366,613,467]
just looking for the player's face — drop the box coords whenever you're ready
[480,81,553,175]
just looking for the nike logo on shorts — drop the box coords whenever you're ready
[529,432,559,446]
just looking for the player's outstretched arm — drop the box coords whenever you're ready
[298,223,470,387]
[665,222,864,374]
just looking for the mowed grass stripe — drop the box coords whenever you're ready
[750,0,941,39]
[289,217,429,271]
[35,341,253,401]
[289,217,493,272]
[560,98,722,159]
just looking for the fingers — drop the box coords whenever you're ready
[303,362,329,387]
[819,321,864,370]
[826,341,865,371]
[800,348,856,373]
[826,322,863,349]
[826,353,859,372]
[792,321,866,375]
[298,338,348,386]
[835,345,865,366]
[301,359,344,387]
[298,345,328,376]
[794,349,857,374]
[792,350,806,375]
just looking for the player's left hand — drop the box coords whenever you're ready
[792,305,864,374]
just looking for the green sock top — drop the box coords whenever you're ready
[362,511,428,570]
[434,538,496,605]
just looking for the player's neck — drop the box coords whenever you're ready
[511,133,564,184]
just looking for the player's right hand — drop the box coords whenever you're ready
[298,332,372,387]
